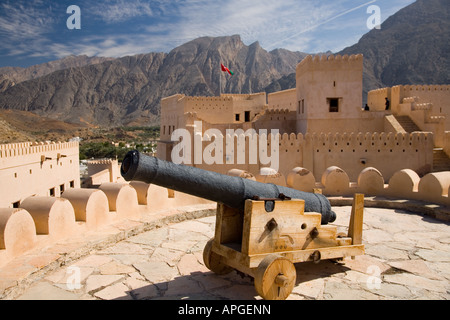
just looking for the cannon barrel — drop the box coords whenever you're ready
[121,150,336,224]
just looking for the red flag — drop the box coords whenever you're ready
[221,63,234,75]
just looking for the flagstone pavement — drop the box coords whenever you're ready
[3,205,450,300]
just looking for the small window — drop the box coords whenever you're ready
[13,201,20,208]
[235,113,240,121]
[245,111,250,122]
[70,180,75,188]
[60,184,65,194]
[49,188,55,197]
[328,98,339,112]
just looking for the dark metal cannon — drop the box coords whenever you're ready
[120,150,336,224]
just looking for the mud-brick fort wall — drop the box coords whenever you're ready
[160,93,267,142]
[302,131,434,182]
[190,131,434,182]
[398,85,450,130]
[252,109,297,135]
[159,93,269,160]
[159,94,186,141]
[368,85,450,130]
[0,141,80,208]
[268,88,297,112]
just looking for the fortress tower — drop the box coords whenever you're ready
[296,54,374,134]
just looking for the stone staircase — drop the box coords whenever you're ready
[394,115,421,133]
[392,116,450,172]
[433,148,450,172]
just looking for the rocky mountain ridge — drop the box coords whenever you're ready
[0,35,307,126]
[0,0,448,129]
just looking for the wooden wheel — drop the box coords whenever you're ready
[254,254,296,300]
[203,239,233,275]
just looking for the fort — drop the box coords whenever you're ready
[157,54,450,181]
[0,53,449,300]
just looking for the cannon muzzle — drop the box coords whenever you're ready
[121,150,336,224]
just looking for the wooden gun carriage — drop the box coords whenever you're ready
[203,194,364,300]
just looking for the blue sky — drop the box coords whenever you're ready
[0,0,415,68]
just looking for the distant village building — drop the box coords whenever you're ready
[157,54,450,181]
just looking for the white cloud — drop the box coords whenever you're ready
[89,0,153,23]
[0,0,56,39]
[134,0,341,52]
[0,0,418,66]
[65,0,412,56]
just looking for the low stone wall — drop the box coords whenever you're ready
[0,182,213,268]
[264,166,449,207]
[238,165,449,208]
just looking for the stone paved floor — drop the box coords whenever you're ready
[12,206,450,300]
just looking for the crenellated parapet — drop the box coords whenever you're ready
[179,130,434,181]
[0,141,79,159]
[267,131,434,160]
[87,159,117,165]
[186,95,233,102]
[296,53,363,74]
[0,141,81,208]
[401,84,450,93]
[265,108,291,115]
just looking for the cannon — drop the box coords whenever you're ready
[121,150,365,300]
[120,150,336,224]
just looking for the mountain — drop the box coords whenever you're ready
[0,52,167,126]
[340,0,450,99]
[0,0,448,128]
[0,55,114,93]
[0,35,306,127]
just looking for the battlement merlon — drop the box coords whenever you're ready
[0,141,79,160]
[296,54,364,74]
